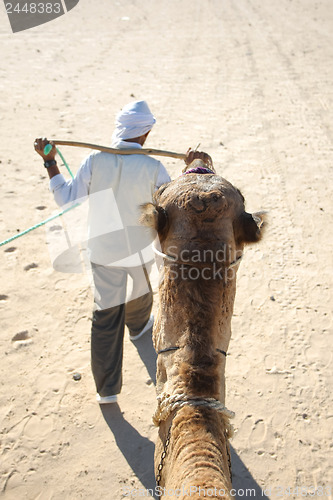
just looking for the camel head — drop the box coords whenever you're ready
[141,160,265,401]
[142,160,265,264]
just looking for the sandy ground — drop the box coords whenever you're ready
[0,0,332,498]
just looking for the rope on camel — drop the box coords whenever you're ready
[153,392,235,438]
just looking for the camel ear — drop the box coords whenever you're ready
[140,203,169,237]
[235,211,266,244]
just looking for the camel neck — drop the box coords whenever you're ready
[159,405,232,492]
[156,269,236,401]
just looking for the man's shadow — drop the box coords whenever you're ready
[101,403,156,494]
[230,446,269,499]
[99,333,157,494]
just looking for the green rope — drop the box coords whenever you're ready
[56,147,74,179]
[1,148,77,248]
[0,203,80,247]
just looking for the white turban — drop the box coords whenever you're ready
[111,100,156,143]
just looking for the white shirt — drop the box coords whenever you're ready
[49,141,171,206]
[48,141,171,268]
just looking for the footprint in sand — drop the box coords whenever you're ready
[4,246,16,253]
[12,330,32,344]
[250,419,267,445]
[49,224,62,232]
[305,331,332,369]
[239,415,268,446]
[23,414,54,440]
[0,294,9,301]
[24,263,39,271]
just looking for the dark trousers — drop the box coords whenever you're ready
[90,264,152,397]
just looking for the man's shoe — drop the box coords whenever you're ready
[129,314,154,341]
[96,394,118,404]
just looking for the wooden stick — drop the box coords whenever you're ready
[52,140,186,160]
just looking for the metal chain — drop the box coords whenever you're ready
[225,432,233,485]
[155,421,172,488]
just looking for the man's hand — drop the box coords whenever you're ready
[34,137,57,161]
[34,137,60,179]
[185,148,213,168]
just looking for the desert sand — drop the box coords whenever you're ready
[0,0,332,498]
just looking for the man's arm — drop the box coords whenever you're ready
[34,137,92,206]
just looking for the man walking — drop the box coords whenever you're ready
[34,101,170,404]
